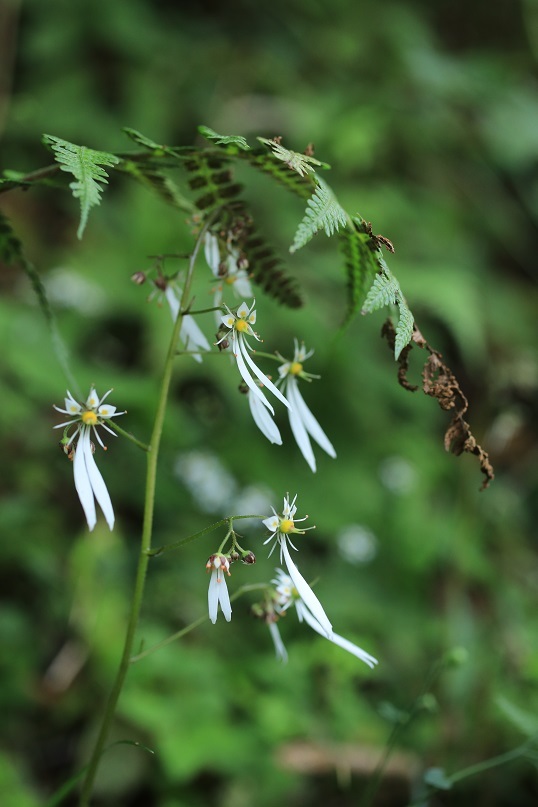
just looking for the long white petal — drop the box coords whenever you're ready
[268,621,288,663]
[164,286,180,320]
[204,232,220,274]
[234,274,253,299]
[73,429,96,531]
[82,431,115,530]
[286,380,316,472]
[217,573,232,622]
[208,570,219,623]
[248,392,282,445]
[234,339,274,414]
[289,378,336,459]
[281,541,332,637]
[180,314,210,363]
[240,339,290,410]
[298,603,377,668]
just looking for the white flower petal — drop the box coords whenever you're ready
[281,540,332,638]
[234,339,275,414]
[180,314,210,362]
[83,430,115,530]
[164,286,180,320]
[248,392,282,445]
[286,380,317,472]
[236,301,251,319]
[240,340,290,410]
[73,429,96,531]
[204,232,221,275]
[98,404,117,418]
[217,573,232,622]
[234,273,252,298]
[208,570,219,624]
[262,515,280,532]
[268,621,288,663]
[86,388,99,409]
[290,379,336,459]
[297,602,377,668]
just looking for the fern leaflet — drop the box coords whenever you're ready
[362,257,414,359]
[290,178,348,253]
[257,137,329,176]
[42,134,120,239]
[198,125,250,151]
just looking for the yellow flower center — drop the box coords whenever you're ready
[280,518,294,533]
[225,276,236,285]
[290,361,303,376]
[235,319,249,333]
[81,411,98,425]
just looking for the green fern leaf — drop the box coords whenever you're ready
[257,137,329,176]
[244,148,315,200]
[362,256,414,359]
[199,125,250,151]
[394,298,414,359]
[122,127,166,152]
[118,160,193,213]
[290,178,348,253]
[338,219,379,324]
[42,134,120,239]
[362,268,400,312]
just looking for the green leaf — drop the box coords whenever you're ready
[122,127,166,152]
[198,125,250,151]
[338,217,380,325]
[496,695,538,738]
[42,134,120,239]
[257,137,329,176]
[290,178,348,252]
[118,160,193,213]
[424,767,453,791]
[362,256,414,359]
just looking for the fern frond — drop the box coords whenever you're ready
[290,178,348,253]
[198,125,250,151]
[43,135,119,239]
[362,256,414,359]
[118,160,194,213]
[338,219,379,324]
[362,267,400,312]
[257,137,329,177]
[184,151,242,212]
[395,299,414,360]
[244,148,315,200]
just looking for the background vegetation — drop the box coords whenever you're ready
[1,0,537,804]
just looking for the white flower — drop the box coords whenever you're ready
[272,568,378,668]
[206,554,232,624]
[262,494,332,637]
[267,619,288,663]
[278,340,336,472]
[248,390,282,445]
[205,233,253,325]
[54,388,125,531]
[218,301,290,415]
[164,283,210,363]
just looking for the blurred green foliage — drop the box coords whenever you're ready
[1,0,538,805]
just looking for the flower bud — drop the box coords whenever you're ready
[241,550,256,565]
[131,271,147,285]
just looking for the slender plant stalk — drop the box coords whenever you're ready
[78,225,211,806]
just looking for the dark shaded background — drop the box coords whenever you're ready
[1,0,538,805]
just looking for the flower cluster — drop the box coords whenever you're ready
[54,388,125,530]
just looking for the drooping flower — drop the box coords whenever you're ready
[53,388,125,531]
[204,232,252,324]
[278,340,336,472]
[262,494,332,637]
[218,301,290,415]
[164,281,210,363]
[271,568,378,668]
[206,554,232,624]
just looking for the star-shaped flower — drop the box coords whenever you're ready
[262,494,332,637]
[278,340,336,472]
[54,388,125,530]
[270,568,377,668]
[219,301,290,415]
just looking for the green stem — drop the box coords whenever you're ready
[78,230,208,807]
[107,420,150,452]
[130,583,269,663]
[147,514,265,557]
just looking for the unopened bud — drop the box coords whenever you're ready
[238,382,248,395]
[131,271,147,285]
[241,550,256,565]
[154,275,167,291]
